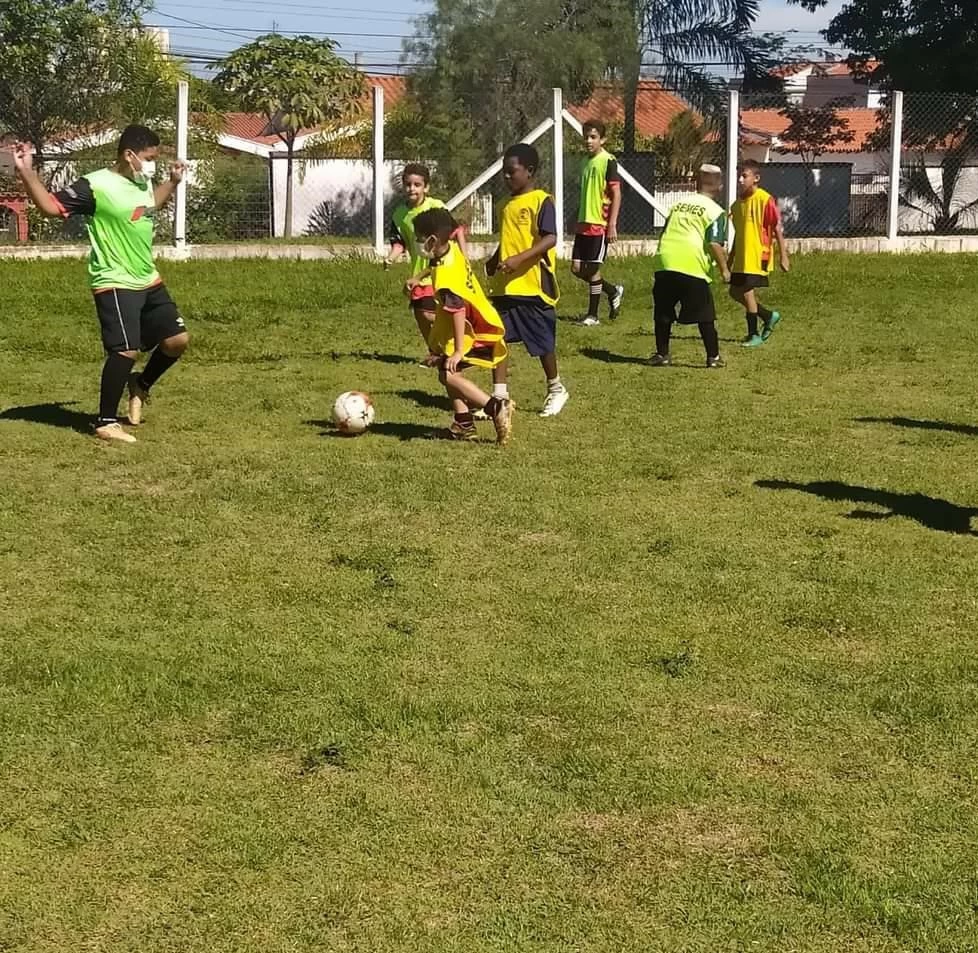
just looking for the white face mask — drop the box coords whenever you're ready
[128,154,156,182]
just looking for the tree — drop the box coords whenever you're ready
[608,0,778,155]
[788,0,978,93]
[0,0,178,162]
[214,35,367,238]
[777,100,855,165]
[650,110,719,179]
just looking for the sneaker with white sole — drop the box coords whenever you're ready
[127,373,150,425]
[609,284,625,321]
[472,407,490,421]
[539,386,569,417]
[94,421,137,444]
[576,316,601,327]
[648,353,671,367]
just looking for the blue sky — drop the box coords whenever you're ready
[148,0,846,72]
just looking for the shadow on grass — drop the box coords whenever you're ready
[0,402,91,434]
[856,416,978,438]
[329,350,417,366]
[757,479,978,536]
[305,419,445,442]
[578,347,648,366]
[396,389,451,411]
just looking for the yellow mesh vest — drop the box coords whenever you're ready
[489,189,559,306]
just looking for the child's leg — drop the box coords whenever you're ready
[492,360,509,399]
[730,284,760,338]
[413,307,436,343]
[652,274,679,359]
[698,321,720,361]
[440,366,514,445]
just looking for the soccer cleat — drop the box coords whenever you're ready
[127,373,150,425]
[762,311,782,340]
[576,316,601,327]
[94,421,137,444]
[648,353,672,367]
[706,355,726,368]
[741,334,765,348]
[608,284,625,321]
[448,420,477,441]
[539,386,569,417]
[491,398,514,446]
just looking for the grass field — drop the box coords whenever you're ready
[1,253,977,953]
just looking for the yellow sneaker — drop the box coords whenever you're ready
[127,373,150,425]
[448,420,477,441]
[94,422,137,444]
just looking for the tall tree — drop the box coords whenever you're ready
[214,35,367,238]
[0,0,178,161]
[609,0,776,155]
[788,0,978,92]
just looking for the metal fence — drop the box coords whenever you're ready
[3,86,978,250]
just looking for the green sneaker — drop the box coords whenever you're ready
[762,311,782,340]
[741,334,765,348]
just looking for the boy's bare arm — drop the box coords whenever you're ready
[498,234,556,274]
[12,144,61,217]
[607,185,622,242]
[709,243,731,283]
[775,219,790,271]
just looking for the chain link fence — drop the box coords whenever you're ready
[4,84,978,249]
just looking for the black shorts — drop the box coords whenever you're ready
[653,271,716,325]
[94,284,186,353]
[730,272,770,290]
[494,298,557,357]
[571,232,608,264]
[411,295,436,315]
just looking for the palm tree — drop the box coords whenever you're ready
[611,0,773,155]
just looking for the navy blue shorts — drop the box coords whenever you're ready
[494,298,557,357]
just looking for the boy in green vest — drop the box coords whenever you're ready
[13,126,188,444]
[649,164,731,368]
[572,119,624,326]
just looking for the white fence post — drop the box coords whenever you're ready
[726,88,739,246]
[372,84,385,257]
[887,90,905,246]
[552,87,565,258]
[174,80,189,252]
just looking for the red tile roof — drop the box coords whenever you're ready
[567,80,691,138]
[740,107,883,153]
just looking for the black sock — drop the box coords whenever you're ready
[602,279,617,298]
[699,321,719,359]
[454,411,474,427]
[139,347,180,390]
[756,304,772,323]
[98,352,136,424]
[588,281,603,317]
[654,319,672,357]
[746,312,759,337]
[483,397,502,419]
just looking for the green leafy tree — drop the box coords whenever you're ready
[608,0,778,155]
[0,0,179,163]
[650,110,719,179]
[214,34,367,237]
[777,99,855,165]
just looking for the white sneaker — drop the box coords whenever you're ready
[472,408,489,421]
[576,316,601,327]
[94,421,137,444]
[609,284,625,320]
[539,386,569,417]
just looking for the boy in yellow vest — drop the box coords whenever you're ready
[729,159,790,347]
[487,143,569,417]
[650,165,731,368]
[572,120,624,326]
[414,207,515,445]
[384,163,455,346]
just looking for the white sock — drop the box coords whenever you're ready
[547,377,563,392]
[492,383,509,399]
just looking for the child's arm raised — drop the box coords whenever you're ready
[12,144,64,217]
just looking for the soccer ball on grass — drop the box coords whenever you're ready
[332,391,375,435]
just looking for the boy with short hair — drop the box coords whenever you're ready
[572,119,624,326]
[384,163,446,344]
[414,207,514,446]
[729,159,790,347]
[649,164,730,368]
[12,125,188,444]
[487,143,569,417]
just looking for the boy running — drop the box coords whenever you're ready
[487,143,569,417]
[13,126,188,444]
[573,119,624,326]
[413,208,514,446]
[649,165,730,368]
[385,163,447,345]
[729,159,790,347]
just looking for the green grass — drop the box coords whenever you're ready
[1,254,977,953]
